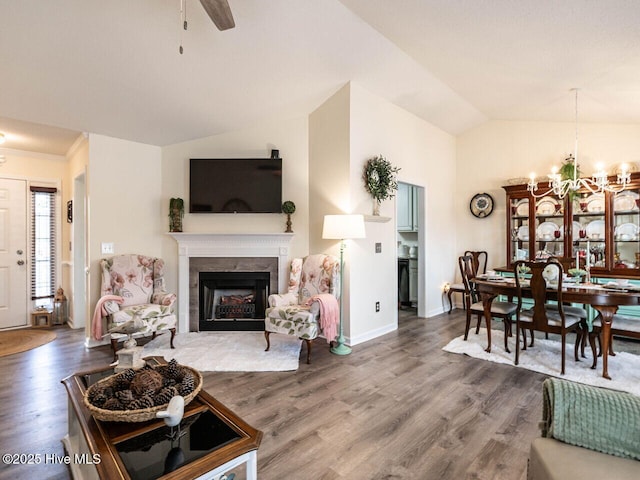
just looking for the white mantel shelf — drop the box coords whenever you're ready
[168,232,294,332]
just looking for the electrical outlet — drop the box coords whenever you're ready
[375,242,382,253]
[375,301,380,312]
[101,242,114,254]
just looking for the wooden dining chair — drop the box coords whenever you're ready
[514,259,584,374]
[447,250,488,314]
[459,254,517,352]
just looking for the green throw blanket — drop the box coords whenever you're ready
[542,378,640,460]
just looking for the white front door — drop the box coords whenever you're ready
[0,178,28,329]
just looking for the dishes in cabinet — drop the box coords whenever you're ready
[517,225,529,241]
[536,197,560,215]
[573,221,583,238]
[537,221,560,240]
[586,194,605,213]
[615,223,639,241]
[586,219,605,239]
[514,199,529,216]
[614,191,639,212]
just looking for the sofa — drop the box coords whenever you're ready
[528,378,640,479]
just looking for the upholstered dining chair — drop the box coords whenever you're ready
[94,254,177,360]
[264,254,340,364]
[514,259,584,374]
[447,250,488,314]
[459,254,517,352]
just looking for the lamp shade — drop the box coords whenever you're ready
[322,214,366,240]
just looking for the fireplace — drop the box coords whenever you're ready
[199,271,269,331]
[168,232,294,332]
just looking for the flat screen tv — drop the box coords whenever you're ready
[189,158,282,213]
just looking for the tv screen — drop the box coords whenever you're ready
[189,158,282,213]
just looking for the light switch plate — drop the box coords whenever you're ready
[101,242,114,254]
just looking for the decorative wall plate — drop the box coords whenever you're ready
[470,193,494,218]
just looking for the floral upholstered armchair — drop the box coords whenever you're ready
[94,254,177,359]
[265,254,340,364]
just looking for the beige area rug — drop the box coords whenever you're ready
[141,332,302,372]
[0,328,57,357]
[443,328,640,397]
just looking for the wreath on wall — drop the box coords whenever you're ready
[363,155,400,215]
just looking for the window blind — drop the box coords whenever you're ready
[30,186,57,301]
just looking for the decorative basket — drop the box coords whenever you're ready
[83,362,203,423]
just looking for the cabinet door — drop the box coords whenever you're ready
[534,194,564,260]
[397,183,412,231]
[571,192,606,271]
[507,192,532,267]
[411,186,419,230]
[612,188,640,271]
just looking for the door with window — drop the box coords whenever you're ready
[0,178,28,329]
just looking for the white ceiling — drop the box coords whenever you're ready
[1,0,640,156]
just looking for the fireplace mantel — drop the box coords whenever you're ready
[168,233,294,332]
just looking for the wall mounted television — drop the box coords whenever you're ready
[189,158,282,213]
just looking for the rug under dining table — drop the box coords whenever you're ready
[443,328,640,397]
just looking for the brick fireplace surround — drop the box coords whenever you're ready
[168,233,294,332]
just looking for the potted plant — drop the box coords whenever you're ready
[363,155,401,215]
[282,200,296,233]
[559,154,581,201]
[568,268,587,283]
[169,198,184,232]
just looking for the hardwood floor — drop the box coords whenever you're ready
[0,310,595,480]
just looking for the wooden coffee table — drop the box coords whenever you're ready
[61,358,262,480]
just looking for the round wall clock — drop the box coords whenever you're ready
[470,193,494,218]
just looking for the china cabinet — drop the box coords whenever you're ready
[503,172,640,277]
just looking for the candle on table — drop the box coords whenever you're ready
[586,240,590,269]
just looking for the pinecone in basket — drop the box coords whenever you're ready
[103,397,125,411]
[119,368,136,382]
[154,386,179,406]
[115,389,135,406]
[130,369,163,397]
[91,392,108,408]
[162,376,177,388]
[179,371,195,396]
[112,374,132,392]
[166,358,180,379]
[129,394,154,410]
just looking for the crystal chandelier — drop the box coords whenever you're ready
[527,89,630,199]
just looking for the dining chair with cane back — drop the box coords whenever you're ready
[459,254,517,352]
[447,250,488,314]
[513,259,584,374]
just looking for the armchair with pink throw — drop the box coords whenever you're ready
[264,254,340,364]
[93,254,177,359]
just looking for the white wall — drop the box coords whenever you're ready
[309,83,457,345]
[348,84,457,343]
[456,120,640,278]
[160,116,311,300]
[87,134,163,331]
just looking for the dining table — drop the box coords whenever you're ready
[474,276,640,380]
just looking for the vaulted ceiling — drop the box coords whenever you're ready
[1,1,640,155]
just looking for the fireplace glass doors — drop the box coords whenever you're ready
[198,271,269,331]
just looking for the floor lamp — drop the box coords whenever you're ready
[322,214,366,355]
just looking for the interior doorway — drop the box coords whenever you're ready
[396,181,424,315]
[72,172,87,329]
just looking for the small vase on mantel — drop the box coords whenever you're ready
[372,199,381,216]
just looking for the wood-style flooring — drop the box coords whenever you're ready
[3,309,633,480]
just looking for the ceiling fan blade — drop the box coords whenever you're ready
[199,0,235,31]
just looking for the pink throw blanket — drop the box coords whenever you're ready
[91,295,124,340]
[306,294,339,344]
